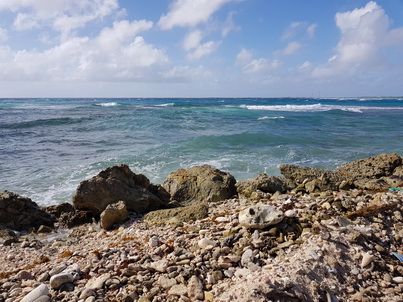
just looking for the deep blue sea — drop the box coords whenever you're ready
[1,97,402,206]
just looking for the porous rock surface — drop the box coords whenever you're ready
[163,165,237,206]
[73,164,169,215]
[0,191,54,231]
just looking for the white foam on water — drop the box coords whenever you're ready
[96,102,118,107]
[155,103,174,107]
[258,116,285,120]
[241,104,403,113]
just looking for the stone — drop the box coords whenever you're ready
[43,203,75,218]
[361,252,375,268]
[187,275,204,301]
[148,259,169,273]
[49,272,75,289]
[338,153,402,181]
[79,288,96,299]
[20,284,49,302]
[284,209,297,218]
[241,249,254,268]
[73,165,168,215]
[158,276,177,289]
[0,191,54,231]
[168,284,188,296]
[100,200,128,230]
[85,273,111,290]
[37,225,53,233]
[17,270,34,280]
[163,165,237,206]
[239,204,284,229]
[58,210,94,228]
[143,202,208,225]
[236,174,295,198]
[198,238,217,249]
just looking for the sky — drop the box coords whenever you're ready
[0,0,402,98]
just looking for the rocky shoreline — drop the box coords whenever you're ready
[1,153,403,302]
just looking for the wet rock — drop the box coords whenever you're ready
[58,210,94,228]
[0,191,54,231]
[236,174,295,198]
[73,164,168,215]
[239,204,284,229]
[163,165,237,206]
[43,203,75,218]
[100,200,128,230]
[143,202,208,225]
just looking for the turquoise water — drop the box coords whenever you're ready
[1,97,402,206]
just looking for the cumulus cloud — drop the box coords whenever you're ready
[1,0,121,39]
[312,1,403,79]
[158,0,238,30]
[0,19,170,82]
[183,30,203,51]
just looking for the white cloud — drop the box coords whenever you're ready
[236,48,279,74]
[183,30,203,51]
[281,41,301,55]
[1,0,121,39]
[0,28,8,42]
[0,20,169,82]
[158,0,237,30]
[312,1,403,79]
[307,24,317,38]
[187,40,221,60]
[221,11,239,37]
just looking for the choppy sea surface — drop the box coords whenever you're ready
[1,97,403,206]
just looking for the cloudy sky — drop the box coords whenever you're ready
[0,0,402,98]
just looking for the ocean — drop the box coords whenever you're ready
[1,97,402,206]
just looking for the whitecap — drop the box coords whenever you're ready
[96,102,118,107]
[155,103,174,107]
[258,116,285,120]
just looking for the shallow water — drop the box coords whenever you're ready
[1,97,402,206]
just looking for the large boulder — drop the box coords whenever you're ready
[162,165,237,206]
[236,174,295,198]
[337,153,402,180]
[142,202,209,225]
[73,165,169,216]
[0,191,54,231]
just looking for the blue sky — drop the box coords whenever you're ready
[0,0,402,97]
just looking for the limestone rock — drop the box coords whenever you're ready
[58,210,94,228]
[338,153,402,180]
[236,174,295,198]
[187,275,204,301]
[43,202,75,218]
[163,165,237,206]
[100,200,128,230]
[20,284,49,302]
[73,164,169,215]
[0,191,54,231]
[142,202,208,225]
[239,204,284,229]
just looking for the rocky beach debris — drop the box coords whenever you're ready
[0,153,402,301]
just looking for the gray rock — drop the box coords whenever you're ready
[236,174,295,198]
[85,273,110,290]
[49,273,75,289]
[20,284,49,302]
[239,204,284,229]
[100,200,128,230]
[163,165,237,206]
[73,165,168,215]
[17,270,34,280]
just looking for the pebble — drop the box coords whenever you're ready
[392,277,403,284]
[361,252,375,268]
[17,270,34,280]
[50,272,75,289]
[187,275,204,301]
[20,284,49,302]
[284,210,297,218]
[198,238,217,249]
